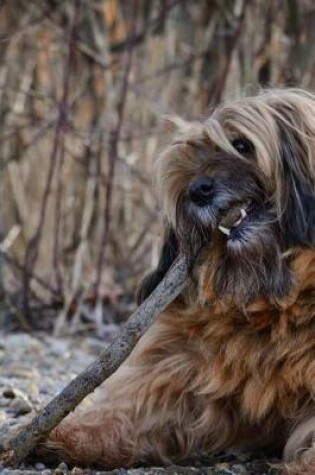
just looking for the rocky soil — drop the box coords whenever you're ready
[0,331,280,475]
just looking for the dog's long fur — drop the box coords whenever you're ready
[43,89,315,474]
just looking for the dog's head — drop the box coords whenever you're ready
[138,89,315,307]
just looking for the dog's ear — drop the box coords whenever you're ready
[136,227,179,304]
[277,115,315,247]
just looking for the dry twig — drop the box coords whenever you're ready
[94,0,137,300]
[22,1,80,315]
[1,256,188,467]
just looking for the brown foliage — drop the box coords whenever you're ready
[0,0,315,333]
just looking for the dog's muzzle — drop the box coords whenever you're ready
[188,177,252,238]
[188,177,214,207]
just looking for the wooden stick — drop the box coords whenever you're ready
[1,256,188,467]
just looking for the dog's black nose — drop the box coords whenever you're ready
[188,177,214,206]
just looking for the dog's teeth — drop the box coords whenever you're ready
[218,225,231,236]
[233,208,247,227]
[240,208,247,218]
[233,217,242,227]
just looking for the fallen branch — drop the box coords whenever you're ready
[1,256,188,467]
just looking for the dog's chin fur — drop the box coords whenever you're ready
[41,89,315,475]
[175,200,291,308]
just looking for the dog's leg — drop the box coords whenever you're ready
[41,313,231,468]
[282,416,315,475]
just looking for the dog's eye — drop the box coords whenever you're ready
[231,138,254,155]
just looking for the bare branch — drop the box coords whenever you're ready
[211,0,247,104]
[22,1,80,314]
[1,256,188,467]
[53,0,80,295]
[94,0,138,299]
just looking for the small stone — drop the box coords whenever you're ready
[0,396,9,407]
[54,461,69,474]
[215,463,230,470]
[49,340,70,357]
[35,462,47,470]
[70,468,84,475]
[0,410,7,421]
[2,387,30,400]
[231,464,248,474]
[2,388,16,398]
[10,396,33,415]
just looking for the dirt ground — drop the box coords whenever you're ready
[0,331,279,475]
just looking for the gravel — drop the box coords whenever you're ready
[0,332,280,475]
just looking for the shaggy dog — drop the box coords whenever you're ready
[44,89,315,475]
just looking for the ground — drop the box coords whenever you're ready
[0,331,279,475]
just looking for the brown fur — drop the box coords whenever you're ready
[42,89,315,474]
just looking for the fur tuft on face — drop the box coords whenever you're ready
[145,89,315,307]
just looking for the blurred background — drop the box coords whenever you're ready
[0,0,314,336]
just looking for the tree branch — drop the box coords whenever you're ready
[1,256,188,467]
